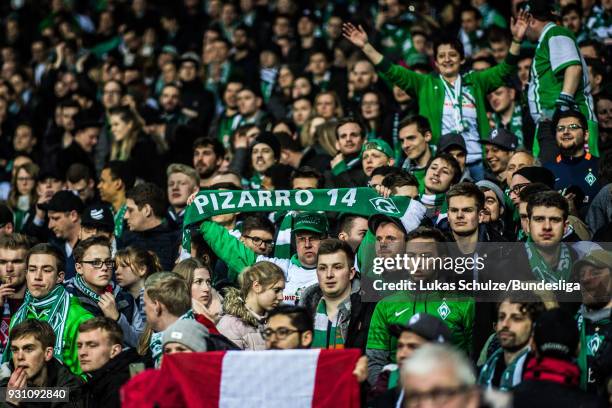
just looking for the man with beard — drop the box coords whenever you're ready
[0,234,31,351]
[366,227,474,385]
[476,180,506,233]
[192,137,225,188]
[263,305,314,350]
[573,250,612,396]
[478,295,545,390]
[544,110,600,211]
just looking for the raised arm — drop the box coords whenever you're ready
[342,23,384,66]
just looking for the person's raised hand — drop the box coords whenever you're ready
[342,23,369,49]
[98,292,120,321]
[352,355,368,383]
[510,9,531,42]
[375,184,393,198]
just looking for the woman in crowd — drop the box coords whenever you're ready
[7,162,38,232]
[107,105,162,184]
[173,258,223,334]
[216,261,285,350]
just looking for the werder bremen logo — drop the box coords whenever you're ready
[588,334,602,355]
[437,301,450,320]
[369,197,401,216]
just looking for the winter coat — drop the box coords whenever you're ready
[299,283,375,352]
[216,287,266,350]
[0,358,85,408]
[119,222,180,271]
[82,348,143,408]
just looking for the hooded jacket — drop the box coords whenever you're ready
[216,287,266,351]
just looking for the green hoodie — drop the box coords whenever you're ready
[376,53,519,145]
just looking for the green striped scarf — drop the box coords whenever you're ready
[311,298,350,349]
[2,285,71,361]
[114,203,127,238]
[524,240,573,283]
[419,193,447,209]
[73,274,104,302]
[273,211,295,259]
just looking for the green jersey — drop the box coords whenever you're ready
[366,291,474,357]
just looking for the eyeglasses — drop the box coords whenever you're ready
[296,235,322,244]
[243,235,275,247]
[404,385,471,407]
[509,182,530,195]
[17,177,33,182]
[80,259,115,269]
[261,327,301,340]
[556,123,582,132]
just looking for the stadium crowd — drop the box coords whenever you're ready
[0,0,609,406]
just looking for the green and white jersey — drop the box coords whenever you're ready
[527,23,596,124]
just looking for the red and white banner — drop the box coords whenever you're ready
[121,349,362,408]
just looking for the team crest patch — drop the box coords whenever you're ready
[437,301,450,320]
[585,170,597,187]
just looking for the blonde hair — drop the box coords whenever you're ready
[108,106,143,161]
[8,162,39,209]
[166,163,200,187]
[314,121,339,157]
[238,261,285,299]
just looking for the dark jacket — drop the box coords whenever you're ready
[58,142,97,180]
[299,283,375,352]
[0,358,85,408]
[82,348,143,408]
[299,146,331,172]
[324,153,368,188]
[119,222,180,270]
[512,357,607,408]
[63,281,135,324]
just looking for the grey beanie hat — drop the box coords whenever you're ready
[162,319,209,352]
[476,180,505,207]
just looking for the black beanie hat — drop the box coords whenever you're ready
[514,166,556,189]
[252,132,281,160]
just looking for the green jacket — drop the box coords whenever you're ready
[20,297,93,377]
[366,291,475,356]
[376,53,519,144]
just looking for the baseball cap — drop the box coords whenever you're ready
[533,308,579,359]
[479,128,518,151]
[361,139,393,159]
[389,313,452,343]
[438,133,466,154]
[573,250,612,274]
[38,190,84,213]
[368,213,406,236]
[293,212,329,235]
[162,319,209,353]
[81,204,115,233]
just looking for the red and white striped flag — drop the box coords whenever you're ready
[121,349,362,408]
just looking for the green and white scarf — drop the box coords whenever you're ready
[493,103,524,147]
[114,203,127,238]
[73,274,106,302]
[2,285,71,361]
[311,298,350,349]
[150,310,195,368]
[524,241,573,283]
[418,193,446,207]
[182,188,421,252]
[274,211,295,259]
[478,346,530,391]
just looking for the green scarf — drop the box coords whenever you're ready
[273,211,295,259]
[2,285,71,361]
[150,310,195,368]
[478,346,530,391]
[311,298,349,349]
[493,103,524,147]
[73,274,104,302]
[524,241,573,283]
[182,188,421,252]
[419,193,447,208]
[114,203,127,238]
